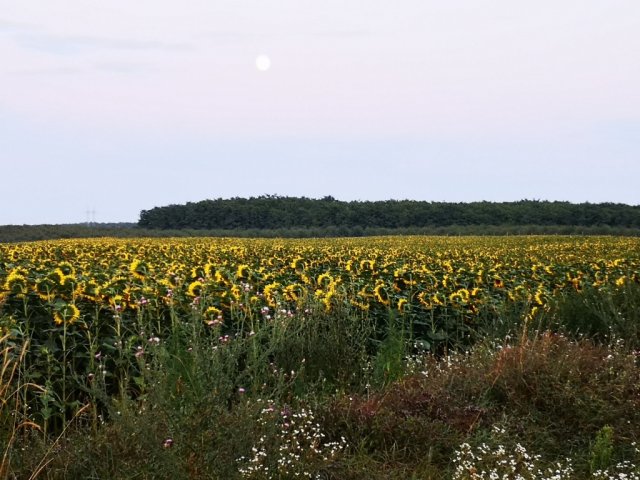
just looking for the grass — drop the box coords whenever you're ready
[2,286,640,478]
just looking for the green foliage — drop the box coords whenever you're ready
[372,313,409,386]
[3,275,640,478]
[138,197,640,231]
[590,426,615,474]
[543,282,640,350]
[4,222,640,243]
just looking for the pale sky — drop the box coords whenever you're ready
[1,0,639,225]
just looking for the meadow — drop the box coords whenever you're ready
[2,236,640,479]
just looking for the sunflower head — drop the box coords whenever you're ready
[263,282,281,307]
[35,277,57,301]
[373,283,390,306]
[284,283,306,303]
[80,280,101,301]
[291,257,306,271]
[54,303,81,326]
[397,298,408,313]
[236,264,250,280]
[57,261,75,276]
[205,306,222,318]
[4,271,29,296]
[129,259,151,282]
[187,280,203,297]
[316,273,333,289]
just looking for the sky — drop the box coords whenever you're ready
[1,0,639,225]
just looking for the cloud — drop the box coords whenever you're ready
[0,17,33,31]
[1,19,191,55]
[6,65,85,76]
[13,32,192,55]
[310,29,372,38]
[6,61,157,76]
[197,27,371,44]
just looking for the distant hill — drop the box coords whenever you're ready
[138,196,640,230]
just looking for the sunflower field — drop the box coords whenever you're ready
[0,236,639,406]
[2,236,639,339]
[2,235,640,477]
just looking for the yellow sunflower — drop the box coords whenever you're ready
[397,298,408,313]
[129,259,151,282]
[373,283,390,306]
[187,280,203,297]
[236,264,250,280]
[3,270,29,296]
[54,303,81,326]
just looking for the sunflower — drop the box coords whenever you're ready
[322,290,335,312]
[284,283,305,303]
[359,259,375,272]
[187,280,203,297]
[230,284,242,300]
[57,261,76,277]
[449,288,470,305]
[350,299,370,312]
[316,273,333,288]
[263,282,281,307]
[205,306,222,317]
[191,265,206,280]
[108,294,127,311]
[431,293,445,306]
[204,262,217,279]
[79,280,101,302]
[3,270,29,296]
[397,298,408,313]
[373,283,390,306]
[129,259,150,282]
[533,287,546,306]
[204,306,223,325]
[290,257,305,271]
[526,306,540,322]
[35,277,57,301]
[215,270,231,286]
[54,303,81,326]
[236,264,250,280]
[417,291,432,308]
[345,259,356,273]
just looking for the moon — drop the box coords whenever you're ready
[255,54,271,72]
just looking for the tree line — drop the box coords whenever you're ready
[3,198,639,242]
[138,196,640,230]
[3,224,640,244]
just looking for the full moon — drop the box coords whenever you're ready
[255,54,271,72]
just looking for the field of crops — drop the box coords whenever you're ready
[2,235,640,478]
[2,236,639,337]
[2,235,639,400]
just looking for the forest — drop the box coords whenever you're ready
[138,196,640,230]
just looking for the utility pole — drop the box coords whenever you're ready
[85,208,97,226]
